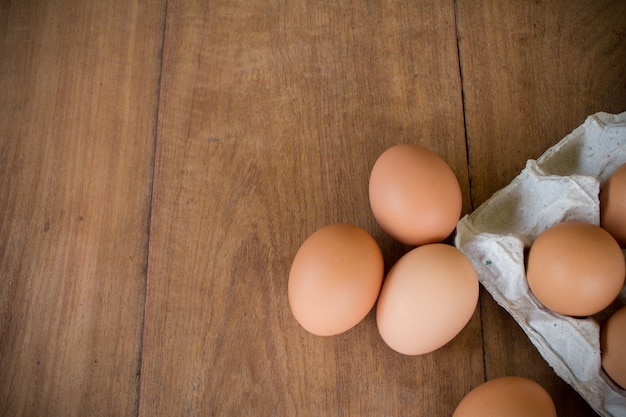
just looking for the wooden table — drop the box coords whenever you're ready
[2,1,625,416]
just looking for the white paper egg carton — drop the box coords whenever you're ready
[455,111,626,417]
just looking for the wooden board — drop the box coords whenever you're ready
[139,1,482,416]
[2,0,625,416]
[0,1,165,415]
[456,1,626,416]
[457,0,626,206]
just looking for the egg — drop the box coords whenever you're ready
[600,162,626,247]
[375,243,478,355]
[600,305,626,389]
[453,376,557,417]
[288,223,384,336]
[368,144,462,246]
[526,221,625,317]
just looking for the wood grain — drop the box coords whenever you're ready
[2,0,624,416]
[457,0,626,207]
[0,1,165,415]
[457,1,626,416]
[139,1,482,416]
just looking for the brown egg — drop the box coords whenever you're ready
[526,221,625,317]
[375,243,478,355]
[368,144,462,246]
[453,376,557,417]
[288,223,384,336]
[600,162,626,247]
[600,305,626,389]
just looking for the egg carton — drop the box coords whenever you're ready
[455,111,626,417]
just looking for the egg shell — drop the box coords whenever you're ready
[600,162,626,247]
[526,221,625,317]
[452,376,557,417]
[368,144,462,246]
[601,305,626,390]
[375,243,478,355]
[288,223,384,336]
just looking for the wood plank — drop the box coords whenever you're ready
[140,1,481,416]
[457,0,626,207]
[456,1,626,415]
[0,1,165,416]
